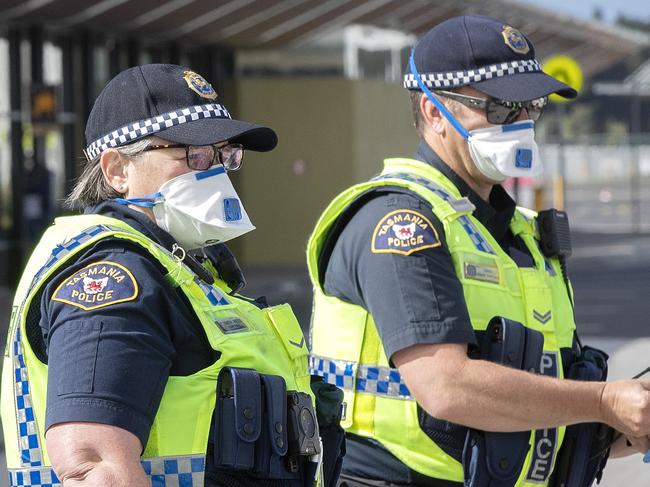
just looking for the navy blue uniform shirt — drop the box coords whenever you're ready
[321,141,536,486]
[34,201,219,448]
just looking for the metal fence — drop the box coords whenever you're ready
[536,136,650,233]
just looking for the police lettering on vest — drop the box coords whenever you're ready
[526,352,560,483]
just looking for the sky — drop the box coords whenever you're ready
[521,0,650,24]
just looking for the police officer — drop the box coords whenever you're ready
[308,15,650,487]
[1,64,343,487]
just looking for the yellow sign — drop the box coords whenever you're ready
[542,55,583,103]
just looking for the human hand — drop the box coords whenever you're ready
[600,380,650,437]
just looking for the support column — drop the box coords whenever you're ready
[61,36,76,199]
[8,28,24,285]
[109,38,122,77]
[30,25,46,171]
[127,38,140,67]
[26,24,53,243]
[80,31,95,120]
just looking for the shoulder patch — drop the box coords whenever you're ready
[52,261,139,311]
[371,209,441,256]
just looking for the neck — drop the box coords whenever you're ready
[127,204,157,223]
[422,134,494,202]
[464,176,493,202]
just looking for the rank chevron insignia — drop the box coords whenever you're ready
[533,310,552,324]
[289,336,305,348]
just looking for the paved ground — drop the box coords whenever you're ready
[0,231,649,485]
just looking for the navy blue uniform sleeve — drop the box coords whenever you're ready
[323,192,476,362]
[41,241,182,448]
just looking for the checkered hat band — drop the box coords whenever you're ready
[85,103,231,160]
[403,59,541,90]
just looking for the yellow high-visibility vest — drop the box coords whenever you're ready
[2,214,313,486]
[307,158,575,485]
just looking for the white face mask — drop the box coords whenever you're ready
[408,53,544,184]
[467,120,542,182]
[118,166,255,250]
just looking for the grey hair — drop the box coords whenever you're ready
[409,90,425,135]
[65,137,153,210]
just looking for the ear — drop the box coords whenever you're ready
[100,149,129,194]
[419,95,446,135]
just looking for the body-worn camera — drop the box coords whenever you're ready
[286,391,321,457]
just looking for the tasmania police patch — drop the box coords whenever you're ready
[371,209,440,256]
[52,261,138,311]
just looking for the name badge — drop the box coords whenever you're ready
[215,317,249,334]
[463,262,499,284]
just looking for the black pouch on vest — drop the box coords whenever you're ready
[254,373,292,478]
[215,367,262,470]
[311,376,346,487]
[214,367,326,485]
[549,346,613,487]
[462,317,544,487]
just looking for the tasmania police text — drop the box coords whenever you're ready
[371,209,440,256]
[52,261,139,311]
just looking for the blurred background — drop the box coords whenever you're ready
[0,0,649,485]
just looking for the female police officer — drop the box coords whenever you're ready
[1,64,340,487]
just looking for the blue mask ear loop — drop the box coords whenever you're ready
[114,192,162,208]
[409,51,471,140]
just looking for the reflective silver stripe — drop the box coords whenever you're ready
[448,197,475,213]
[8,455,205,487]
[309,355,412,400]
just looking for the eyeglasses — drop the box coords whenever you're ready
[434,90,548,125]
[141,143,245,171]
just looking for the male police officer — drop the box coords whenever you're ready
[1,64,343,487]
[308,15,650,487]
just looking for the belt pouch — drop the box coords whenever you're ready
[312,377,346,487]
[254,373,290,478]
[463,318,544,487]
[551,347,612,487]
[215,367,262,470]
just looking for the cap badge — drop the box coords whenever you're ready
[501,25,529,55]
[183,70,218,100]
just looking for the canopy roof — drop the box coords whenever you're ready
[1,0,648,77]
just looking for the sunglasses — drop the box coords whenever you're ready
[141,143,244,171]
[434,90,548,125]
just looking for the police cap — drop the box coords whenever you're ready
[404,15,578,102]
[84,64,277,160]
